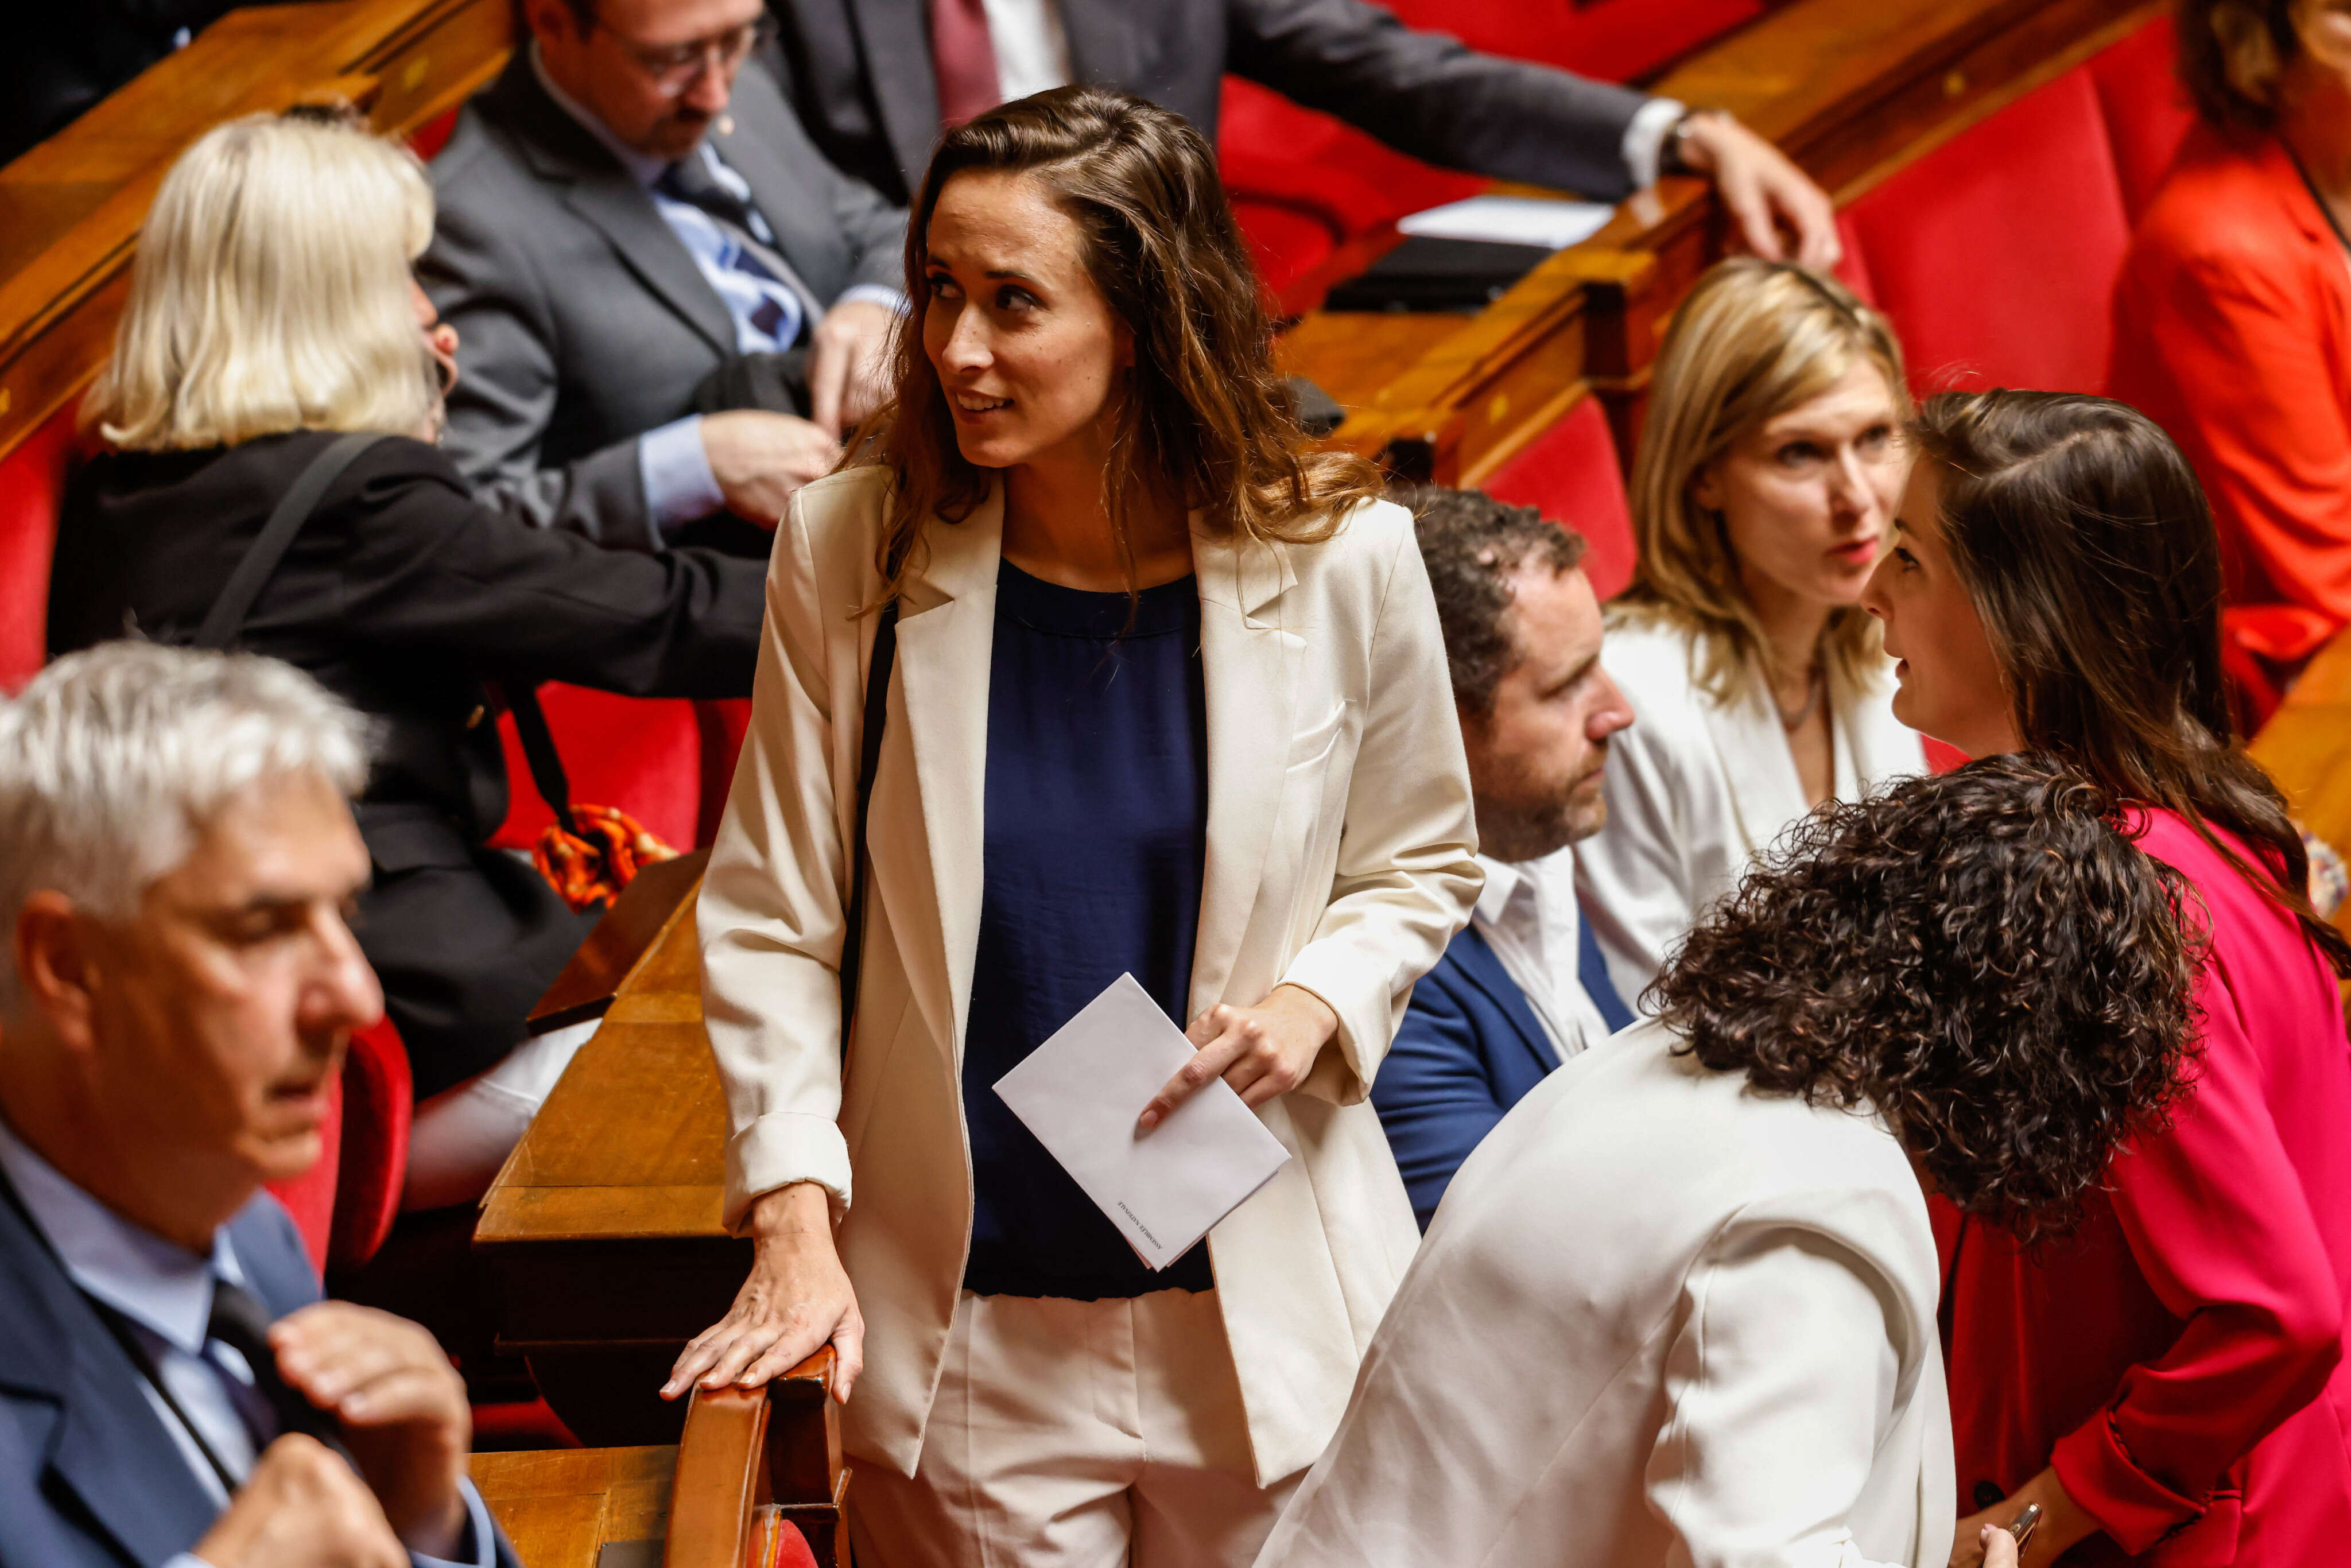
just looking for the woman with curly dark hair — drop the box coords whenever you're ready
[1259,754,2194,1568]
[1860,389,2351,1566]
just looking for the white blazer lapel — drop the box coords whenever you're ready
[878,487,1002,1065]
[1698,669,1809,858]
[1189,527,1299,1018]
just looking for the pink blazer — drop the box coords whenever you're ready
[1939,810,2351,1562]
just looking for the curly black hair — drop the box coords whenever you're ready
[1653,753,2206,1242]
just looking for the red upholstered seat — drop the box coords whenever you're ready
[1842,65,2131,397]
[1480,396,1636,600]
[2088,16,2195,222]
[489,686,705,853]
[0,406,77,693]
[263,1015,414,1275]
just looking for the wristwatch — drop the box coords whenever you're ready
[1662,109,1721,177]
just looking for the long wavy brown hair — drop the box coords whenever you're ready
[856,86,1382,592]
[1911,389,2351,980]
[1657,755,2205,1242]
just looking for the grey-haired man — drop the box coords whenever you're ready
[0,643,519,1568]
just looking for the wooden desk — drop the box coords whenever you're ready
[479,867,742,1447]
[2249,628,2351,939]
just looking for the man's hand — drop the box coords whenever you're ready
[270,1302,471,1561]
[1673,110,1842,270]
[1949,1468,2098,1568]
[189,1434,407,1568]
[806,298,899,438]
[1139,984,1340,1132]
[663,1181,864,1404]
[700,410,842,529]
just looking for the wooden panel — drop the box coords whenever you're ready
[2251,630,2351,939]
[470,1444,676,1568]
[530,849,710,1033]
[0,0,513,461]
[480,875,747,1444]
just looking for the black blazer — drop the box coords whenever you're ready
[767,0,1654,206]
[422,57,909,547]
[46,431,765,1093]
[0,1181,522,1567]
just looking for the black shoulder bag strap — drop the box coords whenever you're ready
[193,433,387,652]
[837,600,899,1053]
[191,432,580,837]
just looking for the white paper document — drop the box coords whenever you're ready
[993,973,1292,1270]
[1395,193,1617,252]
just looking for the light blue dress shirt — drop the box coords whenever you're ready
[529,45,905,532]
[0,1118,496,1568]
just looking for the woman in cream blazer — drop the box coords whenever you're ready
[1576,261,1924,1003]
[670,90,1475,1567]
[1258,756,2206,1568]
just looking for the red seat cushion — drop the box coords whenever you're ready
[0,406,77,692]
[2089,15,2195,223]
[490,686,704,853]
[1480,396,1636,600]
[1844,65,2131,396]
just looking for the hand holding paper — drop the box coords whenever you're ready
[993,975,1294,1272]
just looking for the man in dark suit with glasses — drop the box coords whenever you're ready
[423,0,909,550]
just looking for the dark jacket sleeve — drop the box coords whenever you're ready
[1225,0,1654,201]
[1371,964,1512,1231]
[314,443,762,698]
[420,167,661,552]
[825,146,910,295]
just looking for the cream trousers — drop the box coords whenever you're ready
[848,1287,1298,1568]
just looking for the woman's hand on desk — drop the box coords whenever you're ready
[1138,985,1340,1132]
[662,1182,864,1404]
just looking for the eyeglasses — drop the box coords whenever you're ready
[606,14,774,97]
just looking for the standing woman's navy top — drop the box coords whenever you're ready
[960,559,1216,1300]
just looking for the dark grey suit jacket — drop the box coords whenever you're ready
[766,0,1655,207]
[0,1183,523,1568]
[421,56,908,547]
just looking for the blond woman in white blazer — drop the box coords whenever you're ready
[1576,261,1926,1003]
[1259,757,2206,1568]
[664,88,1477,1568]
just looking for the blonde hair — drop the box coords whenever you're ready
[1615,258,1910,702]
[86,106,439,452]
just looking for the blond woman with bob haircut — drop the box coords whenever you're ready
[48,104,769,1210]
[1575,258,1926,1003]
[670,85,1478,1568]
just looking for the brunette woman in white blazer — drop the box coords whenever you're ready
[1258,757,2205,1568]
[662,88,1478,1568]
[1577,261,1926,1003]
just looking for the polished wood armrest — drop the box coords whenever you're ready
[669,1348,848,1568]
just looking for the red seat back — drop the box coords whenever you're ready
[259,1014,414,1276]
[1843,65,2131,396]
[2088,15,2195,222]
[490,685,705,853]
[329,1015,414,1272]
[0,406,77,692]
[1480,396,1636,600]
